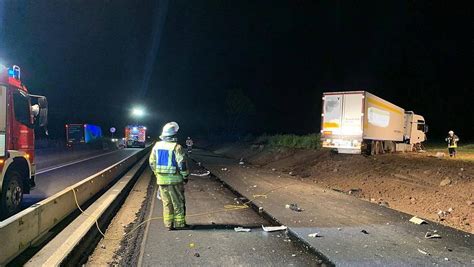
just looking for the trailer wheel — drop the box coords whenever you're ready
[0,171,24,219]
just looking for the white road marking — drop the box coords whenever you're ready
[36,150,121,175]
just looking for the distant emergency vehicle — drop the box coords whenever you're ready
[65,124,102,145]
[125,125,146,148]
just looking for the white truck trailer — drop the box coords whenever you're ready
[320,91,428,154]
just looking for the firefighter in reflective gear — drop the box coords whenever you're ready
[445,130,459,157]
[149,122,190,230]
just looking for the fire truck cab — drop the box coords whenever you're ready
[0,65,48,219]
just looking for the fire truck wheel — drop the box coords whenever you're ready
[0,171,24,219]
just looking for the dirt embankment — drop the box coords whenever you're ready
[215,144,474,233]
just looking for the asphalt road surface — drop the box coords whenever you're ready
[139,161,323,266]
[22,148,143,209]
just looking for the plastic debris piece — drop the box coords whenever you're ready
[262,225,287,232]
[285,203,303,212]
[190,171,210,177]
[308,233,321,238]
[157,190,161,200]
[221,168,228,171]
[409,216,427,225]
[234,227,251,232]
[417,248,430,255]
[424,232,441,239]
[361,229,369,235]
[292,254,296,257]
[193,252,200,257]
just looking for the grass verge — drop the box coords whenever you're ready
[256,134,321,149]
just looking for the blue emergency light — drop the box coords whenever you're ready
[8,65,21,80]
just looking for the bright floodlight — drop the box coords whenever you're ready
[131,107,145,117]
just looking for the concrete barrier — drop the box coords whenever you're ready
[0,147,151,266]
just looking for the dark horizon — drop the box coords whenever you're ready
[1,1,471,142]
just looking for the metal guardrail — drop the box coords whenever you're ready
[0,147,151,266]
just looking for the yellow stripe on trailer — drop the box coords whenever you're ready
[323,122,340,128]
[367,97,403,115]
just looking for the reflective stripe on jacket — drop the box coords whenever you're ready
[446,135,459,148]
[149,141,189,185]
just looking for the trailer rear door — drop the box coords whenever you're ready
[341,93,364,136]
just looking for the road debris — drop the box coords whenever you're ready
[361,229,369,235]
[424,231,441,239]
[417,248,430,255]
[239,158,245,165]
[190,170,211,177]
[437,209,451,219]
[234,227,251,232]
[409,216,427,225]
[193,252,200,257]
[285,203,304,212]
[262,225,287,232]
[221,168,228,171]
[348,188,362,195]
[308,233,321,238]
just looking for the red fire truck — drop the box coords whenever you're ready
[125,125,146,148]
[0,65,48,219]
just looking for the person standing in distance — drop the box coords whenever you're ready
[186,136,194,153]
[445,130,459,157]
[149,122,190,230]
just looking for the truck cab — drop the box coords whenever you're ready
[404,111,428,146]
[0,65,48,219]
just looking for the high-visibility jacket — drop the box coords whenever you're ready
[149,141,189,185]
[446,135,459,148]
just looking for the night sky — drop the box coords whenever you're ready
[0,1,471,141]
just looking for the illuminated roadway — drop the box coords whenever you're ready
[21,148,143,209]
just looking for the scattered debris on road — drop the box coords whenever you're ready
[437,209,452,219]
[417,248,430,255]
[234,227,251,232]
[193,252,200,257]
[221,168,228,171]
[424,231,442,239]
[262,225,287,232]
[285,203,304,212]
[348,188,362,195]
[190,170,211,177]
[308,233,321,238]
[361,229,369,235]
[409,216,427,225]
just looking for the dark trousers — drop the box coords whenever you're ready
[448,147,456,157]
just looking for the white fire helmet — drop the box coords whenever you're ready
[448,130,454,135]
[161,122,179,138]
